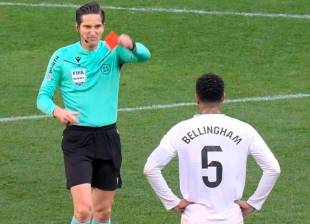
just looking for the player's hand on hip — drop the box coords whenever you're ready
[118,34,134,50]
[53,106,79,125]
[174,199,191,213]
[234,200,256,217]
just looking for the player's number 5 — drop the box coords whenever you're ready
[201,146,223,188]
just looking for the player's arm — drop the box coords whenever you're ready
[36,52,78,125]
[144,132,182,211]
[246,127,281,211]
[36,52,61,116]
[234,200,256,217]
[117,34,151,64]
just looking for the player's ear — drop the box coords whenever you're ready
[195,94,200,105]
[75,23,79,33]
[221,92,225,102]
[102,23,105,34]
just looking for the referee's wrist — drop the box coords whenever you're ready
[130,41,136,51]
[52,107,57,118]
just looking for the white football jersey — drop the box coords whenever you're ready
[144,114,280,223]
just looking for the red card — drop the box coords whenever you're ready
[105,31,119,50]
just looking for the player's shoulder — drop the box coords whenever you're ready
[223,115,257,133]
[224,114,250,125]
[54,42,80,56]
[173,116,193,128]
[46,46,70,66]
[47,44,71,61]
[51,42,90,64]
[167,116,197,135]
[160,118,192,143]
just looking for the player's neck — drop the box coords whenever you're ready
[80,40,98,51]
[199,103,222,114]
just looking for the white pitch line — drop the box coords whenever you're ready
[0,93,309,123]
[1,2,310,20]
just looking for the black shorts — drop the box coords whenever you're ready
[61,124,122,190]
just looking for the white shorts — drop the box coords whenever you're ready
[181,203,243,224]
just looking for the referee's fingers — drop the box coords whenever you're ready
[69,111,79,124]
[65,114,78,125]
[61,118,69,125]
[69,116,78,124]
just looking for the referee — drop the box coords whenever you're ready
[36,2,151,224]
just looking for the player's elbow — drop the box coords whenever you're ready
[36,94,47,113]
[36,93,55,116]
[268,162,281,177]
[135,43,151,62]
[143,48,151,61]
[143,162,159,177]
[273,163,281,176]
[36,94,43,111]
[143,165,153,176]
[139,50,151,62]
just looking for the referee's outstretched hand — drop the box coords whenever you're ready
[53,106,79,125]
[234,200,256,217]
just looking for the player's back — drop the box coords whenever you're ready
[171,114,254,218]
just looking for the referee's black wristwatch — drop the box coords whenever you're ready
[130,41,136,51]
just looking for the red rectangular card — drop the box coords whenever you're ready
[105,31,119,50]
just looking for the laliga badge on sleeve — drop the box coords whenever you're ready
[105,31,119,50]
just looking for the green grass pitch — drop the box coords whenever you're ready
[0,1,309,223]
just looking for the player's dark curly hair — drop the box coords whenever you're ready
[76,1,105,26]
[196,73,224,103]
